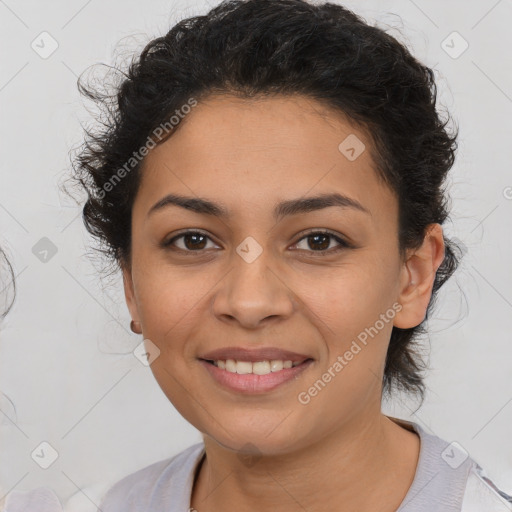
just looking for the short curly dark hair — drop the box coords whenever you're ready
[70,0,462,405]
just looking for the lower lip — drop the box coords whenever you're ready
[199,359,314,394]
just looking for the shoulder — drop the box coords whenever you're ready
[99,442,205,512]
[461,464,512,511]
[390,417,512,512]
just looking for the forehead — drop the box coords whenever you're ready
[136,94,397,227]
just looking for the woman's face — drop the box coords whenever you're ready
[123,94,434,454]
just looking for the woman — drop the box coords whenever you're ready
[71,0,512,510]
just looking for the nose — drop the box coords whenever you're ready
[210,250,295,330]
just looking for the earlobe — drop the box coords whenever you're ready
[393,224,445,329]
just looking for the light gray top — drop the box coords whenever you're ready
[96,417,512,512]
[5,418,511,511]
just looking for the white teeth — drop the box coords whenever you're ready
[270,360,283,372]
[253,361,270,375]
[236,361,253,374]
[225,359,237,372]
[212,359,305,374]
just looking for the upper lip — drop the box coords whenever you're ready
[199,347,313,363]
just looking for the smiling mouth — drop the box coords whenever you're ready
[200,358,313,375]
[199,357,315,394]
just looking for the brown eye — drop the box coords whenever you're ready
[163,229,350,256]
[164,231,218,252]
[292,231,350,254]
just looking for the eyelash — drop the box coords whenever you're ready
[163,229,351,256]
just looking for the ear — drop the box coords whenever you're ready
[393,223,445,329]
[122,263,141,323]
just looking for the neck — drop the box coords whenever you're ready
[191,413,420,512]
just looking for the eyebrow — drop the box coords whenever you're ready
[147,192,371,220]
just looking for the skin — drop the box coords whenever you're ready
[122,93,445,511]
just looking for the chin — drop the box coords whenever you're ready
[205,423,304,457]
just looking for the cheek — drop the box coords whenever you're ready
[297,258,398,335]
[296,276,397,429]
[134,264,211,336]
[148,359,214,437]
[135,272,210,424]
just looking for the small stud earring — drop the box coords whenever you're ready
[130,320,142,334]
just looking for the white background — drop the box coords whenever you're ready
[0,0,511,509]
